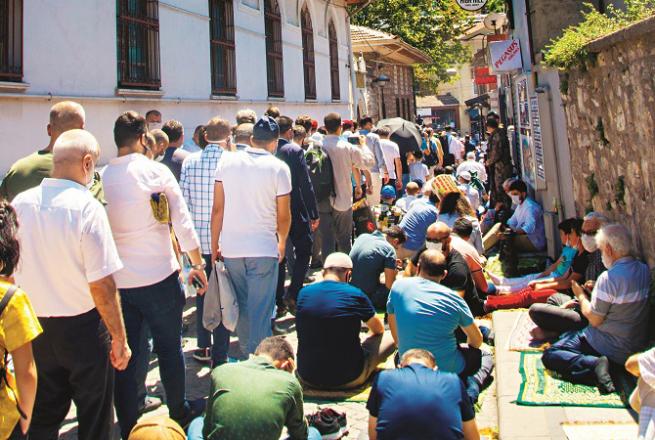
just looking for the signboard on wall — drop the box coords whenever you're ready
[530,96,546,183]
[516,76,536,190]
[474,67,497,85]
[455,0,488,11]
[417,108,432,117]
[490,39,522,72]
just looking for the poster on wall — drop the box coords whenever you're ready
[515,76,536,190]
[529,96,546,183]
[517,77,530,130]
[520,134,536,189]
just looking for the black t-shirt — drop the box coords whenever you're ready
[367,364,475,440]
[571,250,590,277]
[296,280,376,387]
[412,248,485,316]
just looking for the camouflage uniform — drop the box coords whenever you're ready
[486,128,513,208]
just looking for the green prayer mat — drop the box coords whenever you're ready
[485,254,546,278]
[517,352,626,408]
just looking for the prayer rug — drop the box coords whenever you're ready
[485,254,547,278]
[561,422,638,440]
[517,352,626,408]
[507,311,551,352]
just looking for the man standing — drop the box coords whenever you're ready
[145,109,162,130]
[162,120,191,181]
[358,116,388,205]
[0,101,101,202]
[103,111,208,437]
[211,116,292,356]
[377,127,403,192]
[442,126,464,166]
[485,117,513,208]
[275,116,319,310]
[180,117,232,366]
[13,129,131,440]
[233,123,253,151]
[319,113,363,257]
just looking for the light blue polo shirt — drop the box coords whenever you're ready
[387,277,474,374]
[398,199,438,251]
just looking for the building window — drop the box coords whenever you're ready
[301,5,316,100]
[209,0,236,96]
[0,0,22,82]
[264,0,284,98]
[328,20,340,101]
[116,0,161,90]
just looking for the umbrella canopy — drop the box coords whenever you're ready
[378,118,423,174]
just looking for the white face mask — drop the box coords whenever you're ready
[510,194,521,206]
[601,252,613,269]
[426,241,443,252]
[148,122,162,131]
[581,234,598,253]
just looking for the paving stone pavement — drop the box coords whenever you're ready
[59,297,498,439]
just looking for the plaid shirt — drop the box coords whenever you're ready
[180,144,224,254]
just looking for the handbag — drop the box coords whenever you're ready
[202,261,239,333]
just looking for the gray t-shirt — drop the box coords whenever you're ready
[321,135,363,212]
[584,257,650,363]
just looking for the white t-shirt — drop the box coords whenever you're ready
[215,147,292,258]
[13,178,123,317]
[379,139,401,180]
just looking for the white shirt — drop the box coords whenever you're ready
[396,194,419,212]
[447,135,464,161]
[215,147,292,258]
[379,139,401,180]
[102,153,200,289]
[459,183,481,211]
[13,179,123,317]
[457,159,488,183]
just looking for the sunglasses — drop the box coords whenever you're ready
[426,237,446,244]
[581,230,597,236]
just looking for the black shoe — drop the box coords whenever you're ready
[174,398,206,430]
[138,395,163,415]
[595,356,616,395]
[306,408,347,439]
[310,260,323,269]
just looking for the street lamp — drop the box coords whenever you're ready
[371,73,391,118]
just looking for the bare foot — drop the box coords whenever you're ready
[530,327,558,341]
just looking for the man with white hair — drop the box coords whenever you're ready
[0,101,104,202]
[542,223,650,394]
[456,151,487,184]
[12,129,130,439]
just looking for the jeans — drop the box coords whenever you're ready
[134,323,152,408]
[197,254,231,365]
[186,417,322,440]
[224,257,279,355]
[277,229,313,304]
[458,347,495,404]
[318,200,353,258]
[541,330,602,386]
[115,272,189,439]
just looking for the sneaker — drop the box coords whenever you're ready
[306,408,347,439]
[192,348,211,363]
[594,356,616,394]
[138,395,163,415]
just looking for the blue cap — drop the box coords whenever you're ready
[253,116,280,141]
[381,185,396,199]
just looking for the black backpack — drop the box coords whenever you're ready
[440,134,455,167]
[305,147,336,203]
[0,285,27,420]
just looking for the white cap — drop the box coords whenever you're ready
[459,171,472,181]
[323,252,353,269]
[309,133,324,147]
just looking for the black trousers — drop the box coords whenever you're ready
[29,309,113,440]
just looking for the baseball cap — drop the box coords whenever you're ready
[253,116,280,141]
[323,252,353,270]
[381,185,396,199]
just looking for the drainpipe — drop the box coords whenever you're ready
[345,15,358,118]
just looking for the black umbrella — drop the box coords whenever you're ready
[378,117,423,174]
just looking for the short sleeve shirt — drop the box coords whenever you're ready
[0,284,43,439]
[296,281,376,386]
[349,231,397,297]
[379,140,401,180]
[398,199,438,251]
[13,179,123,317]
[367,364,474,440]
[215,148,292,258]
[387,277,474,374]
[584,257,651,363]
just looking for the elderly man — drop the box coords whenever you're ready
[542,224,650,394]
[233,123,253,151]
[104,111,208,437]
[457,152,487,185]
[529,212,609,339]
[1,101,104,202]
[12,129,130,440]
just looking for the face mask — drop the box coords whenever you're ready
[426,241,443,252]
[581,234,598,253]
[510,194,521,206]
[601,252,613,270]
[149,122,162,131]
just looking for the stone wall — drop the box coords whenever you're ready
[563,17,655,266]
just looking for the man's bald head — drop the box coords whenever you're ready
[49,101,85,135]
[417,249,448,281]
[427,222,451,240]
[52,129,100,186]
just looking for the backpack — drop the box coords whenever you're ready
[305,147,335,203]
[0,285,27,420]
[422,138,439,167]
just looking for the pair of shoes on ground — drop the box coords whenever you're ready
[307,408,348,439]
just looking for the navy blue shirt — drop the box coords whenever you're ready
[276,139,319,235]
[367,364,475,440]
[296,280,376,386]
[161,146,190,182]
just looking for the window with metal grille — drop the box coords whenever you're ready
[328,21,340,101]
[301,5,316,100]
[0,0,22,82]
[116,0,161,90]
[264,0,284,98]
[209,0,236,96]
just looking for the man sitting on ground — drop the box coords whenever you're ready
[389,249,493,403]
[295,253,395,390]
[350,225,405,309]
[451,218,490,295]
[483,179,545,253]
[187,336,320,440]
[542,224,650,394]
[367,349,481,440]
[396,190,439,260]
[395,181,421,213]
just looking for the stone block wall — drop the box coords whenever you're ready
[563,17,655,265]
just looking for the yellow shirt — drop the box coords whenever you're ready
[0,282,42,439]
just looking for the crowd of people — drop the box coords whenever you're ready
[0,100,653,440]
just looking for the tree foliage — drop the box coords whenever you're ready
[351,0,491,93]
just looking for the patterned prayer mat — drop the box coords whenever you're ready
[507,311,551,352]
[517,352,626,408]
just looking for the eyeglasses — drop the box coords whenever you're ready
[581,230,597,236]
[426,237,446,244]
